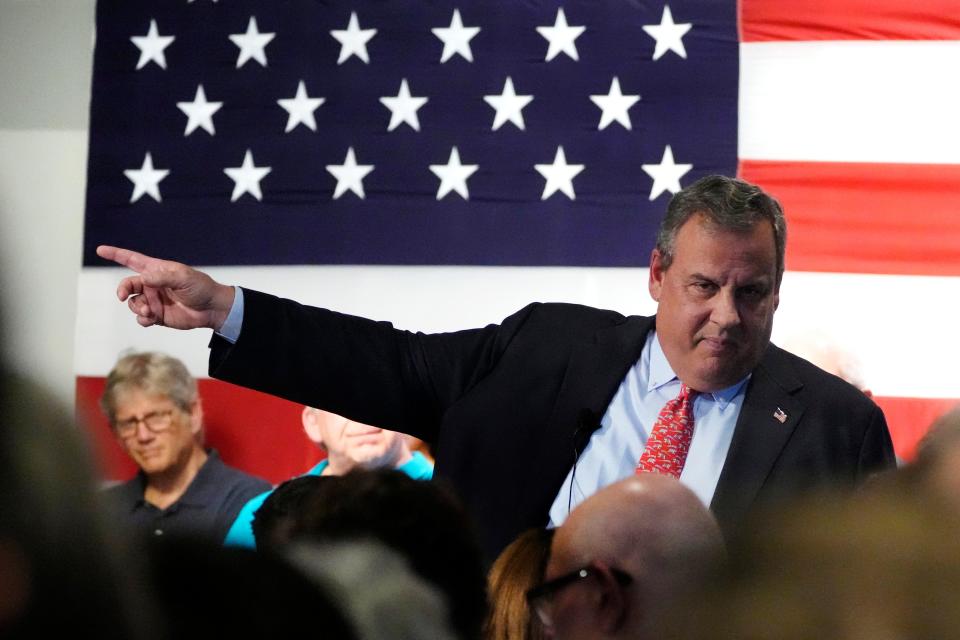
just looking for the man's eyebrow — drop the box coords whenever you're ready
[684,272,773,285]
[687,272,716,282]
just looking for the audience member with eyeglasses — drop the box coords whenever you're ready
[528,473,723,640]
[100,352,270,542]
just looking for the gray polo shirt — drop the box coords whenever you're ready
[105,450,271,542]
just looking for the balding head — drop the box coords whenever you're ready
[541,474,723,640]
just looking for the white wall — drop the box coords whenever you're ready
[0,0,95,406]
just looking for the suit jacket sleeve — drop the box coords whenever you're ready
[859,401,896,474]
[208,288,541,444]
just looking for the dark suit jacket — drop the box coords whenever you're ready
[210,289,895,561]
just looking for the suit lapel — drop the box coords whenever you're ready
[710,345,805,536]
[519,315,655,518]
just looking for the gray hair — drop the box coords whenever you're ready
[99,352,198,425]
[286,541,458,640]
[657,175,787,279]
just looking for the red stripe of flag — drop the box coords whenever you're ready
[740,160,960,276]
[740,0,960,42]
[874,396,959,460]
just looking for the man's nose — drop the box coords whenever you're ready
[134,421,154,440]
[710,289,741,329]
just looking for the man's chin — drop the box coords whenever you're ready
[690,361,751,392]
[353,452,392,469]
[138,460,170,475]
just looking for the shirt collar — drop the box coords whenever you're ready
[398,451,434,479]
[647,331,750,410]
[174,449,224,508]
[115,472,150,511]
[117,450,223,512]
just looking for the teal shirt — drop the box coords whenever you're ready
[223,451,434,549]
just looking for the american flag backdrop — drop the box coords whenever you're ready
[77,0,960,482]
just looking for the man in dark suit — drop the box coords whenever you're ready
[97,175,895,560]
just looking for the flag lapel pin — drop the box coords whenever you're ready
[773,407,788,424]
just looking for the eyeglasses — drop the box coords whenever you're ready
[526,564,633,627]
[113,409,176,438]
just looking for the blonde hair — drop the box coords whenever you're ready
[484,528,553,640]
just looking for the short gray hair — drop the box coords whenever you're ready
[287,541,458,640]
[99,352,198,425]
[656,175,787,279]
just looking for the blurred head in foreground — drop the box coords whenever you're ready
[145,536,358,639]
[252,474,331,550]
[0,372,159,638]
[288,540,457,640]
[533,474,723,640]
[679,485,960,640]
[912,405,960,505]
[292,467,488,640]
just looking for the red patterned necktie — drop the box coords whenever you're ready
[636,384,698,478]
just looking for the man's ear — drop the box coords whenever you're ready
[301,407,324,446]
[189,399,204,437]
[773,271,782,312]
[649,248,665,302]
[593,564,629,633]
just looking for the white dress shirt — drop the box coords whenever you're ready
[548,331,748,526]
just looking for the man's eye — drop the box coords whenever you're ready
[739,286,765,300]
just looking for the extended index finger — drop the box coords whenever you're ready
[96,245,162,274]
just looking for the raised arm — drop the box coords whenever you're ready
[96,245,235,331]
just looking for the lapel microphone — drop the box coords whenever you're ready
[567,408,602,515]
[573,408,601,457]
